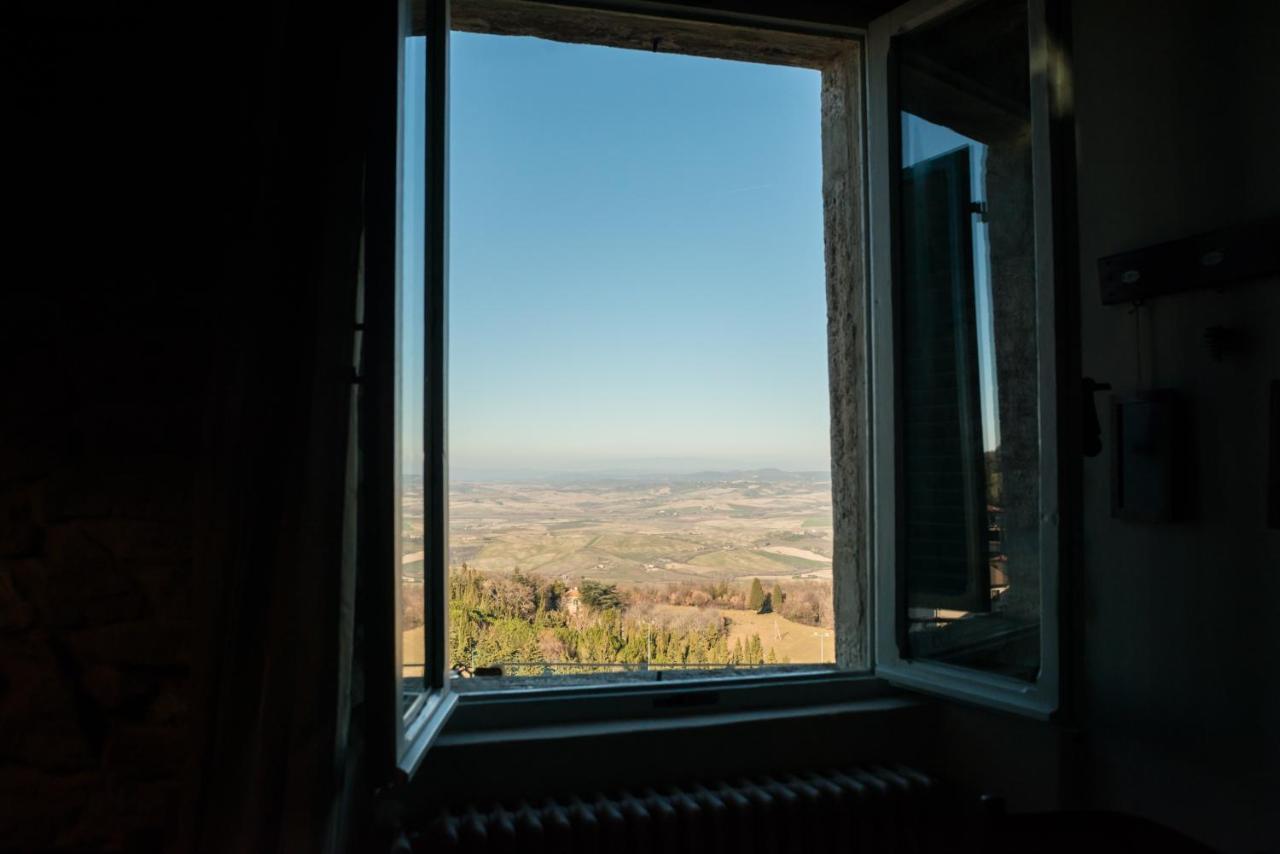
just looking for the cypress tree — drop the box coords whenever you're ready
[748,578,765,611]
[771,583,784,613]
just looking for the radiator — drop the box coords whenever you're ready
[415,764,941,853]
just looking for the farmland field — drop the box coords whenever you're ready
[401,469,837,677]
[644,604,833,664]
[446,469,833,583]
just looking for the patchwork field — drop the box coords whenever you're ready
[400,470,837,675]
[442,469,834,583]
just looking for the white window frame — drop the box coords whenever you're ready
[365,0,459,783]
[376,0,1073,773]
[867,0,1066,718]
[399,0,888,734]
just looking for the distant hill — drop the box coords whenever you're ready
[446,473,834,583]
[448,464,832,484]
[449,468,831,488]
[670,468,829,484]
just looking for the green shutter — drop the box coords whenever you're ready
[899,146,990,613]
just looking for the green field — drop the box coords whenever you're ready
[688,549,804,576]
[464,530,714,578]
[585,532,703,562]
[756,551,830,571]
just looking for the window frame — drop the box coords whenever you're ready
[402,0,883,734]
[867,0,1071,718]
[394,0,880,737]
[398,0,458,778]
[371,0,1075,771]
[365,0,459,783]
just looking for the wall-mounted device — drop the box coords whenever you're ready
[1270,381,1280,531]
[1111,391,1194,523]
[1098,215,1280,305]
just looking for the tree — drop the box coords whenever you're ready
[535,579,565,613]
[579,580,623,612]
[771,583,784,612]
[747,578,765,612]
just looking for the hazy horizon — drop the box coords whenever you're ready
[443,458,834,483]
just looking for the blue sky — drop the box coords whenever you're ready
[401,35,1003,478]
[413,33,830,478]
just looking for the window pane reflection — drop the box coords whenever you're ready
[897,0,1040,680]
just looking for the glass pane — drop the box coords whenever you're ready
[896,0,1040,680]
[400,34,427,696]
[446,33,838,689]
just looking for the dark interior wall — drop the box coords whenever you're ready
[4,0,370,848]
[3,4,238,846]
[7,0,1279,849]
[3,1,895,847]
[1072,1,1280,849]
[517,0,902,29]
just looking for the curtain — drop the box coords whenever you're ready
[181,0,379,849]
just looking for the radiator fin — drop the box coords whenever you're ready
[416,764,939,853]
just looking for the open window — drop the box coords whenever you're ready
[382,0,875,734]
[440,10,862,693]
[363,0,457,779]
[370,0,1071,778]
[867,0,1069,717]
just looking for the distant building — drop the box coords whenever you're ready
[564,587,582,616]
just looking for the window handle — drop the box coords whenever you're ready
[1082,378,1111,457]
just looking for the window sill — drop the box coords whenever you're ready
[437,693,923,749]
[440,669,897,737]
[398,677,937,801]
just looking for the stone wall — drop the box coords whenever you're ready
[6,0,383,844]
[0,292,206,849]
[821,47,871,671]
[3,0,271,841]
[986,132,1041,624]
